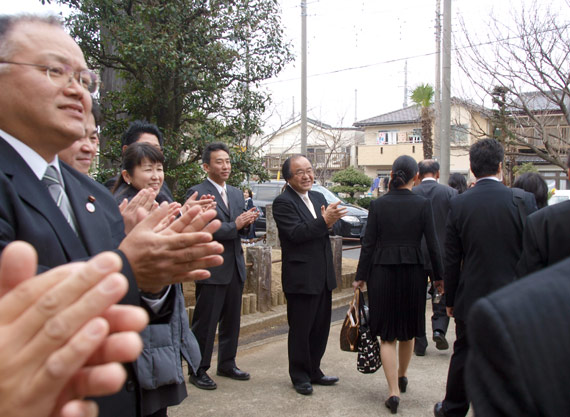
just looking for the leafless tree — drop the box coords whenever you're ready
[456,0,570,170]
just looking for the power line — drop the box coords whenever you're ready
[261,22,570,86]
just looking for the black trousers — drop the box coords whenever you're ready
[191,270,244,372]
[442,319,470,417]
[415,270,450,353]
[285,288,332,385]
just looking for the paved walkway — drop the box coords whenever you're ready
[170,294,474,417]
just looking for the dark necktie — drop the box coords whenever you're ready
[42,165,77,233]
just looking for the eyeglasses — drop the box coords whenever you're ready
[294,168,313,177]
[0,61,100,94]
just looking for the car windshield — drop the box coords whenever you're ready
[253,186,282,201]
[311,184,344,204]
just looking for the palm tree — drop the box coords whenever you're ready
[411,84,435,159]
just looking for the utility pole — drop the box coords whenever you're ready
[403,60,408,108]
[434,0,442,161]
[301,0,307,155]
[440,0,451,184]
[354,89,358,123]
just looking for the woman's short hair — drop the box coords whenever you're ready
[112,142,164,193]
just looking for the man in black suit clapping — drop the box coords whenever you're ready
[272,155,346,395]
[186,142,258,390]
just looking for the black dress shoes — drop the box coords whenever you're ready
[312,375,339,386]
[434,401,446,417]
[216,366,250,381]
[293,382,313,395]
[189,370,217,390]
[398,376,408,393]
[433,331,449,350]
[385,396,400,414]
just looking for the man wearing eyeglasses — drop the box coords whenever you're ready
[0,14,224,417]
[272,155,347,396]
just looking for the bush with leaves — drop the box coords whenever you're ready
[356,197,372,210]
[329,167,371,198]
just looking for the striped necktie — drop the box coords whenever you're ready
[42,165,77,233]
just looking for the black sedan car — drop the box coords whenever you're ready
[247,181,368,239]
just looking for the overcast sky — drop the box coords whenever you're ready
[262,0,570,129]
[6,0,570,131]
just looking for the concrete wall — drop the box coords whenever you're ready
[358,143,424,168]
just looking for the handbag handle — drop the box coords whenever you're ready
[358,289,367,323]
[347,288,360,326]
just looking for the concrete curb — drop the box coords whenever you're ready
[239,287,357,337]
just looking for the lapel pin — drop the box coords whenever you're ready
[86,196,96,213]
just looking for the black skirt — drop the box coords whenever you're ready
[367,264,427,342]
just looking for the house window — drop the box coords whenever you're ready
[451,124,469,144]
[409,128,422,143]
[377,131,398,145]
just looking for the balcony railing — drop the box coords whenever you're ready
[264,152,349,170]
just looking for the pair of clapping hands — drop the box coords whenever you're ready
[118,189,217,235]
[0,241,147,417]
[116,191,224,294]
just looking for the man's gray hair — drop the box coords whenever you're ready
[0,14,62,62]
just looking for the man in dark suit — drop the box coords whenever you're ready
[516,154,570,277]
[466,256,570,417]
[0,15,223,417]
[434,139,537,417]
[412,159,457,355]
[186,142,259,390]
[272,155,346,395]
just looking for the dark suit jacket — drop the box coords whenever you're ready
[0,137,140,417]
[466,256,570,417]
[516,200,570,277]
[272,186,336,295]
[444,179,537,321]
[355,189,444,282]
[186,180,247,285]
[412,179,457,271]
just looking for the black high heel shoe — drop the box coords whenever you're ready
[385,396,400,414]
[398,376,408,393]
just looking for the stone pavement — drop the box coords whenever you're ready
[170,289,474,417]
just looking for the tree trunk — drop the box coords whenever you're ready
[422,107,433,159]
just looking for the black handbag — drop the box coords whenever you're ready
[340,289,361,352]
[356,292,381,374]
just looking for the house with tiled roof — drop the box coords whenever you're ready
[259,116,364,183]
[504,90,570,189]
[354,99,492,184]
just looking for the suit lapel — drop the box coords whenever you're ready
[286,186,314,221]
[307,191,322,219]
[226,185,241,221]
[204,180,230,219]
[0,138,88,259]
[62,166,110,256]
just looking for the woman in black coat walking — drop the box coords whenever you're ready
[353,155,443,414]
